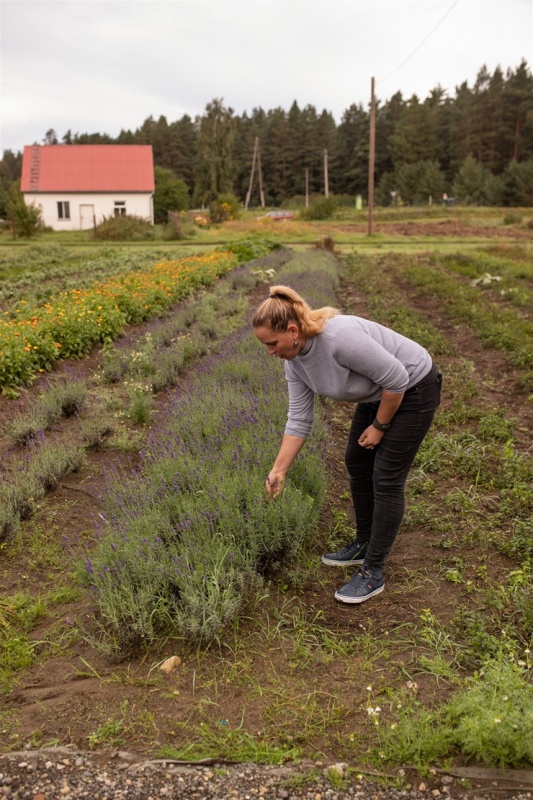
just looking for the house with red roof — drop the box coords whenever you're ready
[20,144,155,231]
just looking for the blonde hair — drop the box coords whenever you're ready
[252,285,338,338]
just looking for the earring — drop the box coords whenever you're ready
[293,340,299,349]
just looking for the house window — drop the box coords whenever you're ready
[114,201,126,217]
[57,201,70,220]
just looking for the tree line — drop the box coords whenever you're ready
[1,60,532,218]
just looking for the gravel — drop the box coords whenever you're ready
[1,748,532,800]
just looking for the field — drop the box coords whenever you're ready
[0,208,532,788]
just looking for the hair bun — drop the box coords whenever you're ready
[270,286,290,301]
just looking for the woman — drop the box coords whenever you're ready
[253,285,442,604]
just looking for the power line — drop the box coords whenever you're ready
[378,0,461,87]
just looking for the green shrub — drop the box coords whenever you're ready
[447,647,533,766]
[503,213,523,225]
[125,381,153,425]
[93,215,155,241]
[221,235,280,263]
[162,213,197,240]
[210,193,241,223]
[6,185,44,239]
[300,198,337,220]
[153,166,190,224]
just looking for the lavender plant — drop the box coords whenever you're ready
[7,377,88,446]
[0,439,85,541]
[81,251,339,651]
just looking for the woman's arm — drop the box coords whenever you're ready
[266,434,306,497]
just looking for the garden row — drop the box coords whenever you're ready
[0,236,284,392]
[0,245,189,309]
[78,250,340,650]
[343,248,532,630]
[0,251,243,390]
[0,236,282,312]
[338,249,533,767]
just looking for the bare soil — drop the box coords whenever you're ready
[336,219,533,239]
[0,231,531,791]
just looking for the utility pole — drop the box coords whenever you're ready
[324,149,329,198]
[368,77,376,235]
[244,137,265,210]
[305,167,309,208]
[256,140,265,208]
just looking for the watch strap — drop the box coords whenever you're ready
[372,418,391,431]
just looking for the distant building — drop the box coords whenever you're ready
[20,144,155,231]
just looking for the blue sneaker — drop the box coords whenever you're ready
[334,566,384,604]
[321,539,367,567]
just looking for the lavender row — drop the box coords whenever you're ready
[79,251,340,651]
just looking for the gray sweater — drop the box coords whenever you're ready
[284,315,432,438]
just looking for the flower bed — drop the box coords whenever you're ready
[0,252,237,390]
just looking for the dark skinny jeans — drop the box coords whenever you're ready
[344,365,442,570]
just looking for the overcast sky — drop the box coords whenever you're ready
[1,0,531,154]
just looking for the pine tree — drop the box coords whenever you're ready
[193,99,237,206]
[336,103,369,196]
[502,60,533,163]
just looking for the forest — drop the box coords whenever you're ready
[1,60,532,212]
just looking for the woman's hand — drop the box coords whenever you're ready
[265,435,306,498]
[266,471,285,498]
[358,426,385,450]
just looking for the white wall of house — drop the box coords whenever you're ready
[23,192,154,231]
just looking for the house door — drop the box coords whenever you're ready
[80,204,95,230]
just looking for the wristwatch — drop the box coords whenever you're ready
[372,418,391,432]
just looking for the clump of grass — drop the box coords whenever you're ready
[0,441,85,539]
[369,645,533,770]
[157,725,302,765]
[7,378,88,445]
[0,593,47,693]
[369,697,453,769]
[0,590,84,694]
[125,381,153,426]
[447,645,533,766]
[80,416,116,449]
[93,214,156,241]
